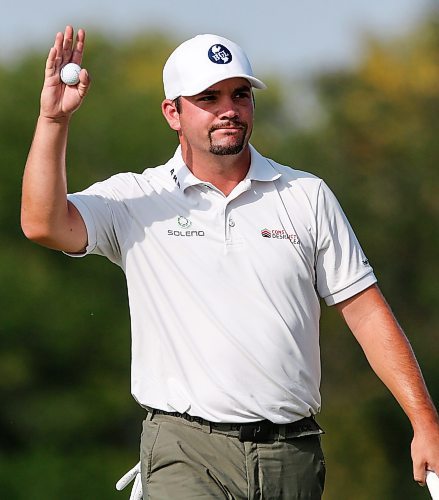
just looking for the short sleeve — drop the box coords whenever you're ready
[315,181,377,305]
[65,175,133,266]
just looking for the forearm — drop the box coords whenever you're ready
[360,311,436,430]
[337,286,438,430]
[22,115,72,246]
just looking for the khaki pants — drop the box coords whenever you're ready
[140,411,325,499]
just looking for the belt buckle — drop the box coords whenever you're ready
[239,421,272,443]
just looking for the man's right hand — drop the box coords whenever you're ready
[21,25,90,253]
[40,25,90,120]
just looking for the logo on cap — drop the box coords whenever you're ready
[208,44,232,64]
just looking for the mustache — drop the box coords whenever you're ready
[209,120,247,132]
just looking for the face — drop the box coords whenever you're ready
[163,77,254,157]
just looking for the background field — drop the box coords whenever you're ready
[1,7,438,499]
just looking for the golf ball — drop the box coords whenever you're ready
[60,63,81,85]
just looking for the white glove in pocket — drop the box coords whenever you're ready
[116,462,143,500]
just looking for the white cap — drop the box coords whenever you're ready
[163,34,267,100]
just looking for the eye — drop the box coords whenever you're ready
[198,95,216,102]
[234,90,251,99]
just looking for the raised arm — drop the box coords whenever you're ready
[336,284,439,485]
[21,26,91,253]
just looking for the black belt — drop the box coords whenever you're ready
[147,408,323,443]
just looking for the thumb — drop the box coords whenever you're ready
[78,68,91,98]
[413,458,427,485]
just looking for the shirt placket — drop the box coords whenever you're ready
[225,207,235,243]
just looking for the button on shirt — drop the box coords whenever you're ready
[67,145,376,423]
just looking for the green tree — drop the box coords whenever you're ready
[0,33,174,499]
[275,14,439,500]
[1,15,438,498]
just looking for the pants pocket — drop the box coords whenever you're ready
[140,420,161,492]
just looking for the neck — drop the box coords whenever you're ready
[181,143,251,196]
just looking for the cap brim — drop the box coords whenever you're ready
[179,74,267,98]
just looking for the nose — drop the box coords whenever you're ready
[217,96,239,120]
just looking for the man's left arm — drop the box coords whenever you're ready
[335,284,439,484]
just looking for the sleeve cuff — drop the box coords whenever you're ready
[63,195,98,258]
[323,272,378,306]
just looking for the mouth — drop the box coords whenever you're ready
[210,127,246,139]
[210,122,246,132]
[212,127,243,133]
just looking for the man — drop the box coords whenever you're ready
[21,26,438,499]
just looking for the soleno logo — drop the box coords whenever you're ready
[168,216,205,237]
[177,216,191,229]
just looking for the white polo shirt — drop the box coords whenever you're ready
[68,145,376,423]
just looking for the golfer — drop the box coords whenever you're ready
[21,26,439,499]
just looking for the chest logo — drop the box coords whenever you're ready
[261,228,300,244]
[177,216,192,228]
[168,216,205,237]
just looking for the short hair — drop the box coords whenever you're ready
[173,97,182,114]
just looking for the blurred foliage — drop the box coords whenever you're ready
[1,13,438,499]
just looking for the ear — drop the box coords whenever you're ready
[162,99,181,131]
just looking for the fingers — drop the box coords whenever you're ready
[44,32,62,79]
[412,455,439,486]
[71,29,86,66]
[62,25,74,63]
[53,31,64,73]
[45,47,57,76]
[413,461,427,486]
[413,455,426,484]
[50,26,85,69]
[44,26,87,90]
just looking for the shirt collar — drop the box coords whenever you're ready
[166,144,281,192]
[246,144,282,182]
[166,146,203,192]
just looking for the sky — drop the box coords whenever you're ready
[2,0,436,77]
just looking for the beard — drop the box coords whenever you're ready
[208,121,249,156]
